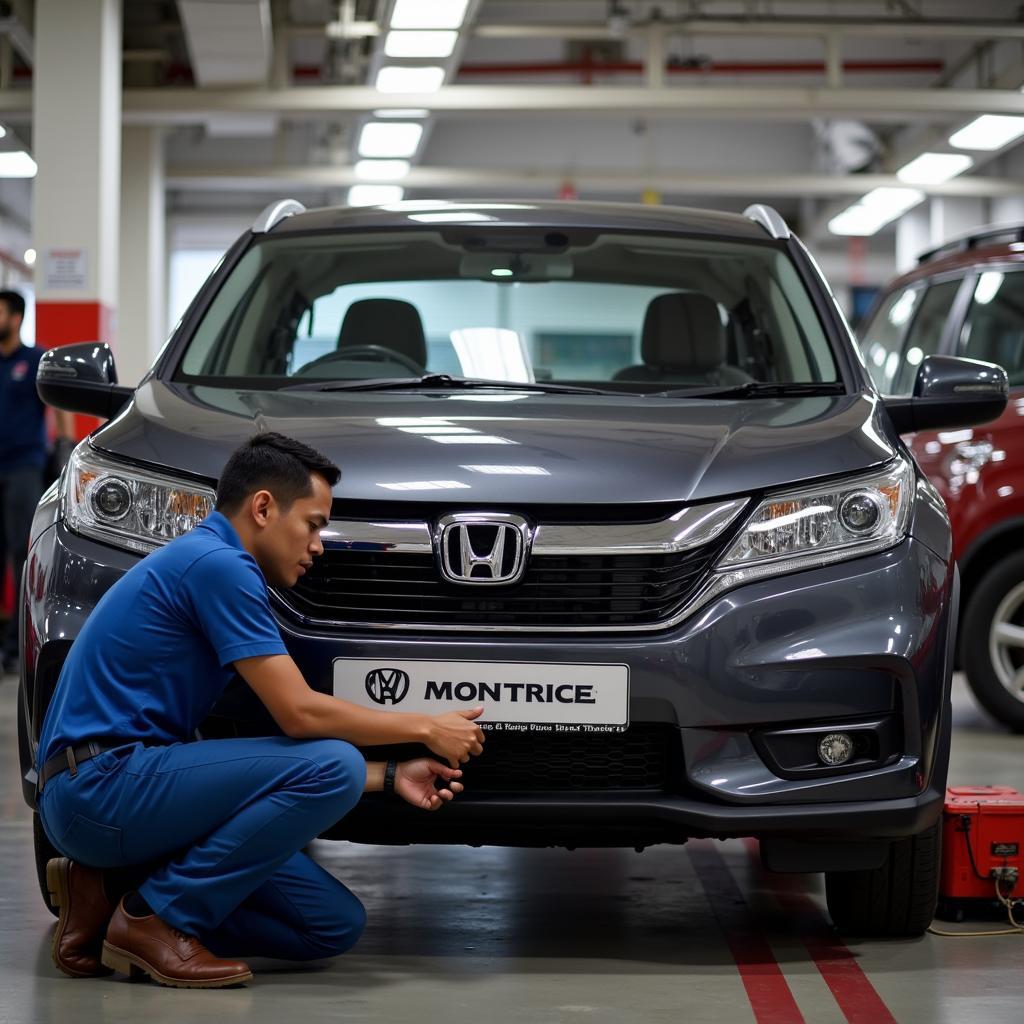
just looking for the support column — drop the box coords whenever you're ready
[32,0,121,431]
[118,127,165,387]
[930,198,987,247]
[895,203,931,274]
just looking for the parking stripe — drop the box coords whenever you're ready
[687,841,805,1024]
[741,839,898,1024]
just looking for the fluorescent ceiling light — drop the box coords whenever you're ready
[0,151,37,177]
[827,187,924,236]
[376,66,446,93]
[949,115,1024,151]
[827,207,874,236]
[377,480,470,491]
[354,159,410,181]
[23,247,35,266]
[377,417,458,426]
[896,152,974,185]
[974,271,1004,305]
[408,211,496,223]
[462,465,550,475]
[398,425,476,434]
[447,393,530,402]
[357,121,423,158]
[428,435,515,445]
[390,0,468,30]
[347,184,405,206]
[373,108,430,118]
[384,200,449,211]
[385,30,458,58]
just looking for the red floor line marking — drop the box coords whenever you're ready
[687,841,806,1024]
[741,838,898,1024]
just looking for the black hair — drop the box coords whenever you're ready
[0,290,25,319]
[215,432,340,515]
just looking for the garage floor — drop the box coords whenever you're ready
[3,673,1022,1024]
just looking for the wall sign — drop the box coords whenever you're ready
[43,248,88,290]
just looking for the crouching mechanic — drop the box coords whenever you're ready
[35,432,486,988]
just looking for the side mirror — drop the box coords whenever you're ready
[884,355,1008,434]
[36,342,135,419]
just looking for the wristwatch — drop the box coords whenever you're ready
[383,759,398,797]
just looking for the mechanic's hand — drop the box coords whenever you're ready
[395,758,464,811]
[426,706,486,768]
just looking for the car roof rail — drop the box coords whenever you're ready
[252,199,306,234]
[917,222,1024,264]
[743,203,791,240]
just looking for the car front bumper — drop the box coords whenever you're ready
[22,520,955,856]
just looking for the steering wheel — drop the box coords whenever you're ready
[294,343,424,377]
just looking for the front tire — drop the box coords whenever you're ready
[824,820,940,937]
[962,552,1024,731]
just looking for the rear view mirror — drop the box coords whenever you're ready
[883,355,1007,434]
[36,342,135,419]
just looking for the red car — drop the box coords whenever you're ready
[859,225,1024,729]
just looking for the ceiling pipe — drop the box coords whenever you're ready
[164,165,1024,200]
[454,59,945,78]
[1,85,1021,123]
[471,18,1024,42]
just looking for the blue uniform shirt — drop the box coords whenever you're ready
[38,511,288,765]
[0,343,46,471]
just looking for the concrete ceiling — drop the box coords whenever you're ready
[2,0,1023,254]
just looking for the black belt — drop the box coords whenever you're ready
[37,741,117,793]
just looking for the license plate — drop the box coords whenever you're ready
[333,658,629,732]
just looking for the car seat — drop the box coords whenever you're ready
[337,298,428,370]
[613,292,752,385]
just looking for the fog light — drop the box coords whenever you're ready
[817,732,854,766]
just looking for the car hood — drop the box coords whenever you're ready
[94,381,897,506]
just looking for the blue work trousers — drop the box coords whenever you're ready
[37,735,367,961]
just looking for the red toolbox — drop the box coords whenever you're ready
[941,786,1024,902]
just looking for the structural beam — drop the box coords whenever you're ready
[110,85,1024,123]
[324,16,1024,43]
[0,85,1021,124]
[471,18,1024,42]
[165,165,1024,200]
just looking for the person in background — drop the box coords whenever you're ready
[0,289,76,674]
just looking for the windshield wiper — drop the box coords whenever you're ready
[280,373,614,395]
[653,381,847,399]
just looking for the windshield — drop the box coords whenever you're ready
[176,229,838,390]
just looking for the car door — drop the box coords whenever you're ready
[860,275,968,500]
[938,266,1024,563]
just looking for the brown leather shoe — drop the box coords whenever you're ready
[46,857,116,978]
[101,898,253,989]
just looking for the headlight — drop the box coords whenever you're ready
[712,455,914,588]
[64,444,215,554]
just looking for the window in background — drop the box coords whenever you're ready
[533,332,633,380]
[859,279,960,395]
[167,250,224,336]
[890,278,961,394]
[859,285,920,393]
[960,270,1024,386]
[850,286,879,330]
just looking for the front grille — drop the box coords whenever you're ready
[469,724,678,792]
[370,724,679,793]
[284,546,720,630]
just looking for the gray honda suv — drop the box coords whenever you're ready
[18,200,1008,937]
